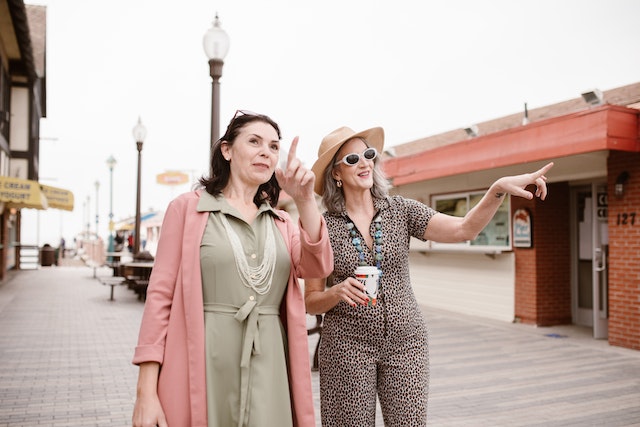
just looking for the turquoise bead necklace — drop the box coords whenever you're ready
[346,215,384,273]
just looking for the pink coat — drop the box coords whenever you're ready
[132,190,333,427]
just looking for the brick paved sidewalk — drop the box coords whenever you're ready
[1,265,639,426]
[0,266,140,427]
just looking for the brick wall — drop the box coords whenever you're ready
[513,182,571,326]
[513,195,537,324]
[607,151,640,350]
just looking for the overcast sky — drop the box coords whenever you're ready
[21,0,640,246]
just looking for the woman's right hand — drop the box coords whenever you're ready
[132,393,167,427]
[305,277,369,315]
[332,277,369,307]
[132,362,166,427]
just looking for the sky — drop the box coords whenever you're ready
[20,0,640,247]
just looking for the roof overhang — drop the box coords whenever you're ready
[3,0,38,81]
[383,104,640,186]
[115,211,163,231]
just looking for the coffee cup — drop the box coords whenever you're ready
[354,266,380,306]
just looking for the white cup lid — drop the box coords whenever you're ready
[354,266,380,275]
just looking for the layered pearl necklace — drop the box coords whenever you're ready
[219,213,276,295]
[346,215,384,271]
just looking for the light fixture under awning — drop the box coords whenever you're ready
[0,176,48,210]
[41,184,75,211]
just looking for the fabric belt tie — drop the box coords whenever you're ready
[203,301,280,427]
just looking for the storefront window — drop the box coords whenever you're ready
[433,191,511,250]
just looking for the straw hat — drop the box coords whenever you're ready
[311,126,384,195]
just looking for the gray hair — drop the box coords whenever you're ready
[321,154,390,214]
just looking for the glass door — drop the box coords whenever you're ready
[572,183,608,338]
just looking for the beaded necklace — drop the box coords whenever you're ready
[219,213,276,295]
[346,215,383,272]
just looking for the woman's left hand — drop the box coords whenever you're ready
[275,136,316,202]
[494,162,554,200]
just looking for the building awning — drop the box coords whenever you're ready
[115,211,163,231]
[0,176,48,210]
[41,184,74,211]
[383,104,640,186]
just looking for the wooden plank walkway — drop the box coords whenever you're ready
[0,266,638,426]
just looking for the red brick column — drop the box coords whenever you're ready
[607,151,640,350]
[514,182,571,326]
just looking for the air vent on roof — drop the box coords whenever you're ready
[581,89,604,106]
[464,125,479,138]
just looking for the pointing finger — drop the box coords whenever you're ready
[287,136,299,166]
[536,162,554,177]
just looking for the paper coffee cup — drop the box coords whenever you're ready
[354,266,380,306]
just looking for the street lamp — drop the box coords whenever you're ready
[94,180,100,238]
[106,155,117,254]
[203,13,230,151]
[85,194,90,239]
[132,117,147,256]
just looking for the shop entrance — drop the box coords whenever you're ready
[571,183,608,339]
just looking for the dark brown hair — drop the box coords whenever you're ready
[199,112,282,207]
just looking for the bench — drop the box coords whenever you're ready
[105,261,123,277]
[99,277,127,301]
[131,279,149,301]
[124,275,148,301]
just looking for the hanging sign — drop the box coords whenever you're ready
[513,208,532,248]
[156,171,189,186]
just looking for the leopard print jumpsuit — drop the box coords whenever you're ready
[319,196,436,426]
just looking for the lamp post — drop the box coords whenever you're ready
[106,155,117,254]
[94,180,100,238]
[132,117,147,256]
[203,13,230,152]
[85,195,90,239]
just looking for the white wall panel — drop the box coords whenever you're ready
[10,87,29,151]
[409,251,515,322]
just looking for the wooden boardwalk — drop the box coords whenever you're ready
[0,265,639,426]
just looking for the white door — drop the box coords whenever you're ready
[572,183,608,338]
[592,183,609,339]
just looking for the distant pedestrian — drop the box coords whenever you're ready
[59,237,66,258]
[114,232,125,252]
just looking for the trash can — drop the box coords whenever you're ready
[40,244,56,267]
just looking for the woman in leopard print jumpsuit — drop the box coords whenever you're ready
[306,126,553,426]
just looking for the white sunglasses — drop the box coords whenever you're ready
[334,147,378,166]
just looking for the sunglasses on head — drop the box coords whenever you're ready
[231,109,260,122]
[334,147,378,166]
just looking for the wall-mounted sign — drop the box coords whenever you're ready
[596,192,608,221]
[513,208,532,248]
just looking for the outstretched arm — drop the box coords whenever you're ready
[424,162,554,243]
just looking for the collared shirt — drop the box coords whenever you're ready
[197,191,293,427]
[196,190,283,220]
[323,195,437,341]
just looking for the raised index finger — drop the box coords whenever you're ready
[287,136,300,166]
[536,162,554,177]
